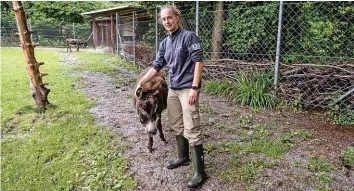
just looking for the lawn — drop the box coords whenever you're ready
[1,48,136,190]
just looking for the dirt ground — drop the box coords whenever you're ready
[61,51,354,191]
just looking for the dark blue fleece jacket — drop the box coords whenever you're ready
[152,28,204,89]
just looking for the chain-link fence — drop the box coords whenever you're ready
[2,2,353,119]
[1,19,91,47]
[278,2,354,112]
[116,10,156,67]
[132,2,353,117]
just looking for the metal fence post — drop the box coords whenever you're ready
[195,1,199,36]
[133,11,136,67]
[155,6,158,54]
[73,23,75,39]
[28,19,33,42]
[116,13,119,56]
[274,1,284,88]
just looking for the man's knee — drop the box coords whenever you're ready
[183,131,203,146]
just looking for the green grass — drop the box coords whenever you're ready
[1,48,136,190]
[306,156,337,189]
[217,123,312,185]
[239,113,254,127]
[72,52,138,89]
[73,51,118,73]
[199,103,215,114]
[327,104,354,125]
[341,146,354,168]
[220,156,276,184]
[110,56,139,72]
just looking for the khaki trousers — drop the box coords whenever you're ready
[167,88,203,146]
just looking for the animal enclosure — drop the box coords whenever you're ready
[1,1,353,121]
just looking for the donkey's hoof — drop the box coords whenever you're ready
[147,147,153,153]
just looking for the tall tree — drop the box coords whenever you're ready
[12,1,50,110]
[21,1,127,23]
[211,1,224,60]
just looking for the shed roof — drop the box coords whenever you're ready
[81,5,146,17]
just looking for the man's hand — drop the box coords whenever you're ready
[188,89,198,105]
[135,82,142,97]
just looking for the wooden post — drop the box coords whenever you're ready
[92,16,98,50]
[111,14,115,54]
[12,1,50,110]
[105,23,109,47]
[101,24,104,46]
[116,13,120,56]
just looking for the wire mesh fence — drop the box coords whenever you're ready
[1,19,92,48]
[278,2,354,111]
[1,1,353,119]
[135,2,353,118]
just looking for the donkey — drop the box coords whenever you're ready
[133,67,168,152]
[65,38,88,52]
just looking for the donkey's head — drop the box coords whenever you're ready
[136,92,160,135]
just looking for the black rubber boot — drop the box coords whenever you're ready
[187,144,207,188]
[167,135,190,169]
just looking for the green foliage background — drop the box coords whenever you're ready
[2,1,353,64]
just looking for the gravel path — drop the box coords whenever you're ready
[60,51,354,191]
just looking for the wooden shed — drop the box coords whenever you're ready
[81,5,149,53]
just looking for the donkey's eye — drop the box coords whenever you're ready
[140,118,146,124]
[140,114,149,124]
[151,113,157,121]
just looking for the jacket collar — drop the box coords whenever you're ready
[169,28,181,39]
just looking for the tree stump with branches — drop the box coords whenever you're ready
[12,1,50,110]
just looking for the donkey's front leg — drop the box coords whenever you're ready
[147,134,153,153]
[157,116,167,144]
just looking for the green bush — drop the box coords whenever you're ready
[341,146,354,168]
[327,104,354,125]
[232,70,276,108]
[224,2,278,61]
[203,80,234,97]
[203,70,276,109]
[282,2,354,64]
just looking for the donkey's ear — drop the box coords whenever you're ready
[154,102,159,113]
[138,107,148,116]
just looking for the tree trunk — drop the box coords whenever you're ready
[211,1,224,60]
[12,1,50,110]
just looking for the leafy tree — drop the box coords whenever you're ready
[224,2,279,61]
[21,1,126,23]
[282,2,354,63]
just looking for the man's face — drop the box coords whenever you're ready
[160,8,179,33]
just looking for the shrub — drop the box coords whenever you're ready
[341,146,354,168]
[327,104,354,125]
[232,70,276,108]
